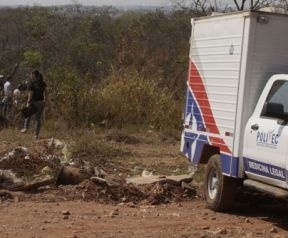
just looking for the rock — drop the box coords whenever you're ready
[118,201,136,208]
[141,169,153,177]
[214,228,227,235]
[109,209,119,217]
[273,235,287,238]
[244,232,254,238]
[270,227,278,233]
[172,213,180,217]
[245,218,251,223]
[43,194,56,202]
[62,210,70,215]
[201,226,209,230]
[173,168,180,173]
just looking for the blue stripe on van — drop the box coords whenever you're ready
[244,157,286,181]
[183,132,239,177]
[221,154,239,177]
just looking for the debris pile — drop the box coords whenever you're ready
[0,141,198,205]
[0,146,61,191]
[52,179,145,204]
[0,146,61,177]
[140,181,197,205]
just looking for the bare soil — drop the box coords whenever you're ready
[1,129,288,238]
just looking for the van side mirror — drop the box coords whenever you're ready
[262,102,285,120]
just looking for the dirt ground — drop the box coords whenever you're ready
[1,194,288,238]
[1,129,288,238]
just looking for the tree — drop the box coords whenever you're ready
[171,0,213,15]
[278,0,288,9]
[171,0,280,12]
[0,6,193,129]
[233,0,273,10]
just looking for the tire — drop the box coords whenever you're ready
[203,154,239,212]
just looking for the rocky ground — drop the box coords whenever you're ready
[1,192,288,238]
[0,129,288,238]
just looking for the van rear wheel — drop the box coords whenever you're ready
[204,154,238,212]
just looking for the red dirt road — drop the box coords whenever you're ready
[1,196,288,238]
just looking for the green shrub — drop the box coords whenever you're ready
[93,70,182,130]
[47,68,85,126]
[23,50,42,69]
[46,68,182,131]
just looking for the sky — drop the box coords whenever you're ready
[0,0,173,7]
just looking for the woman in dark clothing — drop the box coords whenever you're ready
[21,70,47,139]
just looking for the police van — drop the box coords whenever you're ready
[181,10,288,211]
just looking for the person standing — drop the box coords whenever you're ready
[2,76,12,117]
[21,70,46,139]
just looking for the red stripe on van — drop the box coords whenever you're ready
[188,61,231,154]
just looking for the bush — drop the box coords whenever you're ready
[93,70,182,130]
[43,67,182,131]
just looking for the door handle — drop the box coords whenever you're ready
[251,124,259,130]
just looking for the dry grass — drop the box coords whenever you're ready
[0,126,191,178]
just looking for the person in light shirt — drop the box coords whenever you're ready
[2,76,12,117]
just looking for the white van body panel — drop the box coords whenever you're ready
[181,11,288,181]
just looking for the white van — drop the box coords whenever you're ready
[181,11,288,211]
